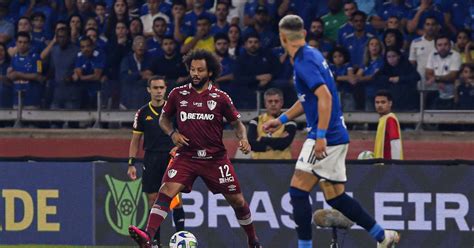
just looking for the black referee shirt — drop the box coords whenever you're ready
[133,101,174,152]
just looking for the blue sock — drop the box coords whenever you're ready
[298,239,312,248]
[289,187,312,245]
[327,193,384,242]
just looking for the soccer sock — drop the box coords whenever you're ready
[289,187,312,248]
[173,207,185,232]
[326,193,385,242]
[153,227,160,243]
[146,193,172,239]
[234,202,259,244]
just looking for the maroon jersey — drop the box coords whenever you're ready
[163,83,241,160]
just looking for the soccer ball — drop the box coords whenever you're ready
[169,231,198,248]
[357,150,375,160]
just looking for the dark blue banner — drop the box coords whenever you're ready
[0,162,94,245]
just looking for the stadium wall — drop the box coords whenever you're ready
[0,130,473,160]
[0,161,472,247]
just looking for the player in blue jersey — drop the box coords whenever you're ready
[263,15,400,248]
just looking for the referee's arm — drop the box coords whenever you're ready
[129,132,143,162]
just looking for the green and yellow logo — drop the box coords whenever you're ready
[104,175,149,235]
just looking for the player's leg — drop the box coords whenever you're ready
[291,139,320,248]
[201,158,261,247]
[223,193,261,247]
[314,143,399,247]
[289,170,319,248]
[171,193,185,232]
[319,181,399,247]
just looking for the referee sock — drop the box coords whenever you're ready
[289,187,313,247]
[326,193,385,242]
[146,193,172,239]
[234,202,259,245]
[173,207,185,232]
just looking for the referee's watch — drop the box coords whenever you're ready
[128,157,136,167]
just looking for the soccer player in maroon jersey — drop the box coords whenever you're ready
[128,49,262,248]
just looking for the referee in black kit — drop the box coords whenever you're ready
[127,76,185,247]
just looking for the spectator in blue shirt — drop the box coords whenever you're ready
[372,0,412,30]
[243,0,278,27]
[271,45,297,107]
[74,0,96,21]
[140,0,172,18]
[169,0,193,44]
[7,32,45,109]
[120,35,151,109]
[214,33,235,93]
[307,18,334,58]
[146,17,167,57]
[211,1,230,35]
[337,1,376,45]
[0,42,12,108]
[8,17,45,57]
[242,5,279,49]
[439,0,470,36]
[95,2,107,34]
[356,37,385,111]
[341,10,375,69]
[455,63,474,110]
[329,46,357,111]
[85,28,108,54]
[0,3,14,44]
[407,0,444,35]
[43,27,81,110]
[184,0,216,34]
[73,37,105,109]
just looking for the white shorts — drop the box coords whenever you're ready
[295,139,348,183]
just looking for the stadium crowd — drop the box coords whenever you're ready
[0,0,473,113]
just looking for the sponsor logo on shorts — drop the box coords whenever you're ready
[228,184,237,192]
[180,111,215,122]
[168,169,177,178]
[180,100,188,107]
[219,176,235,184]
[197,149,207,158]
[207,100,217,110]
[179,90,190,95]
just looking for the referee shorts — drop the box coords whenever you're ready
[142,151,172,193]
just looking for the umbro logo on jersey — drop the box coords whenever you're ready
[207,100,217,110]
[179,90,190,95]
[197,149,207,157]
[209,93,220,98]
[180,100,188,107]
[168,169,177,178]
[146,116,153,121]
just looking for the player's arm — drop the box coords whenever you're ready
[127,132,143,180]
[314,84,332,159]
[262,100,304,133]
[231,120,251,154]
[159,111,189,147]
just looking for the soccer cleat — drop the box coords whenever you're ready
[377,230,400,248]
[128,225,151,248]
[249,241,263,248]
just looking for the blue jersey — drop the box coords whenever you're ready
[11,51,42,91]
[75,50,105,75]
[293,45,349,145]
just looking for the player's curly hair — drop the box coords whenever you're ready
[183,49,222,82]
